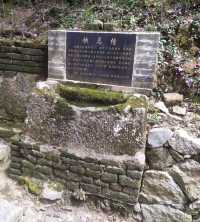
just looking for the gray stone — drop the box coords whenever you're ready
[154,101,169,114]
[67,172,81,182]
[172,106,187,116]
[140,170,186,209]
[85,169,101,179]
[169,159,200,201]
[81,176,93,184]
[101,172,118,183]
[119,175,140,189]
[163,93,183,106]
[82,162,102,171]
[54,169,67,179]
[62,157,77,166]
[8,168,21,176]
[80,183,101,194]
[41,182,64,201]
[9,162,21,169]
[103,189,132,203]
[110,183,122,192]
[187,199,200,216]
[66,181,79,191]
[123,187,138,196]
[36,165,52,175]
[26,81,147,156]
[127,170,142,180]
[126,151,146,171]
[22,160,35,170]
[141,204,192,222]
[94,179,109,188]
[0,140,10,170]
[0,73,37,121]
[105,166,125,175]
[169,129,200,155]
[146,147,175,169]
[148,128,173,148]
[70,165,85,175]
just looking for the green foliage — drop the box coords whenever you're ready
[147,112,161,125]
[59,15,76,28]
[13,0,32,6]
[115,0,139,8]
[82,6,96,27]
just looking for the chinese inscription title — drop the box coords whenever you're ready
[66,32,136,86]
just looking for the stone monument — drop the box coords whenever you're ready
[48,30,160,92]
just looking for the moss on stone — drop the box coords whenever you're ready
[55,97,74,116]
[0,125,15,138]
[48,181,64,192]
[20,176,42,195]
[0,121,23,139]
[57,85,127,107]
[115,96,148,112]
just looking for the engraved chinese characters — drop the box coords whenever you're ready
[48,30,160,90]
[66,32,136,86]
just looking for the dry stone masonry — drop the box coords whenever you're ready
[8,137,144,206]
[0,39,47,76]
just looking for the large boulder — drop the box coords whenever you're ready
[26,81,147,156]
[163,93,183,106]
[169,159,200,201]
[140,170,186,209]
[169,129,200,155]
[141,204,192,222]
[41,181,64,201]
[146,147,175,170]
[148,128,173,148]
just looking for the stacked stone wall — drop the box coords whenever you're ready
[0,40,47,77]
[8,139,144,206]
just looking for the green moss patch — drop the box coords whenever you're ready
[0,121,23,139]
[115,96,148,112]
[20,176,43,196]
[57,85,127,107]
[48,181,64,192]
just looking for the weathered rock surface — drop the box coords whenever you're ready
[172,106,187,116]
[0,199,23,222]
[148,128,173,148]
[26,82,147,156]
[41,182,64,201]
[0,73,37,121]
[146,147,175,169]
[187,199,200,216]
[0,140,10,170]
[163,93,184,106]
[154,101,169,114]
[141,204,192,222]
[140,170,186,209]
[169,128,200,155]
[169,159,200,201]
